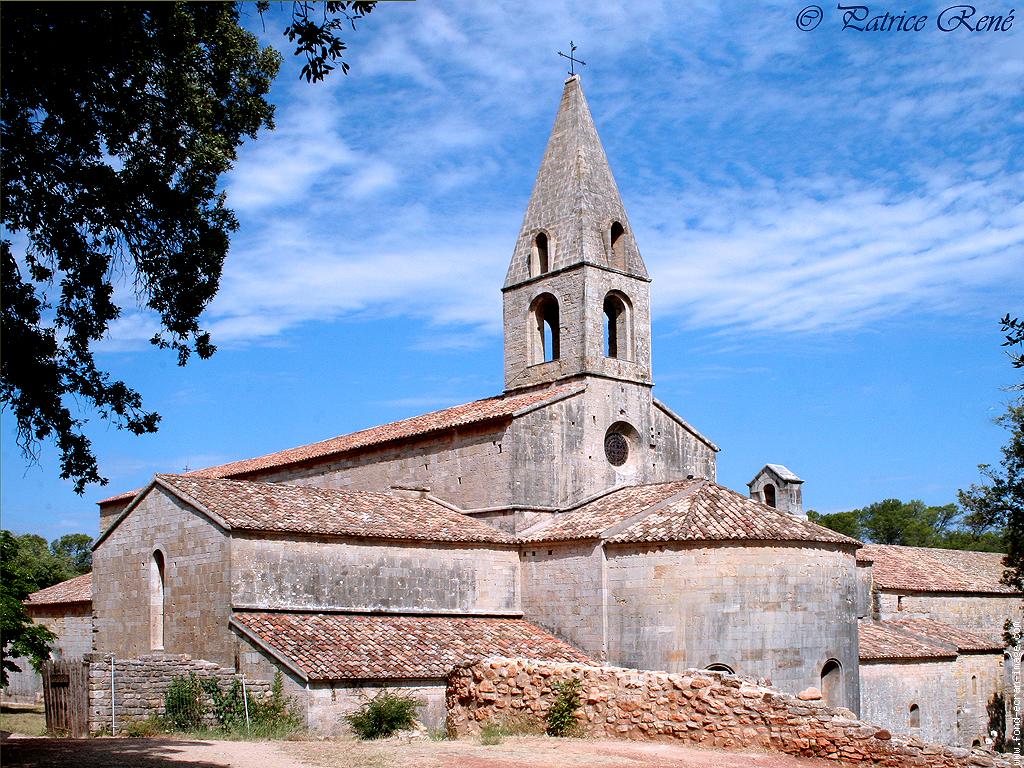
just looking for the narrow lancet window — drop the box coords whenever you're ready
[150,550,166,651]
[909,703,920,727]
[603,292,632,360]
[610,221,626,270]
[531,232,550,276]
[528,293,560,364]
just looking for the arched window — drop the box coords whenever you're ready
[909,703,920,728]
[530,232,550,276]
[705,663,735,675]
[763,483,777,508]
[610,221,626,270]
[150,549,165,651]
[603,291,632,360]
[971,675,977,695]
[528,293,560,364]
[821,660,843,707]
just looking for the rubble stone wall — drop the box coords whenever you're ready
[86,652,270,734]
[447,657,1010,767]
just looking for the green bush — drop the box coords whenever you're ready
[164,673,205,731]
[345,689,421,740]
[545,677,582,737]
[249,672,303,738]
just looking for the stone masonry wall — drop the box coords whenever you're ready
[86,653,270,735]
[92,487,234,667]
[859,660,957,746]
[605,541,861,713]
[876,593,1023,638]
[230,535,520,614]
[447,657,1010,767]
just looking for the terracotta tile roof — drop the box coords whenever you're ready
[883,618,1004,653]
[857,544,1017,594]
[858,620,958,661]
[150,475,516,545]
[100,384,583,506]
[231,612,592,681]
[522,480,859,547]
[520,481,698,542]
[25,572,92,605]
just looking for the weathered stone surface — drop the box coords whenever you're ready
[446,657,1011,768]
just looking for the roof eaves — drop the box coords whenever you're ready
[92,479,160,550]
[511,384,586,418]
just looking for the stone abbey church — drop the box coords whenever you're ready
[65,76,1018,745]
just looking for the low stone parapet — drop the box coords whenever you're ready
[86,652,271,734]
[446,657,1010,767]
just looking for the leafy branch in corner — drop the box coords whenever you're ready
[275,1,376,83]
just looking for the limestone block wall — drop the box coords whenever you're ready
[230,535,520,614]
[605,542,861,712]
[859,660,957,745]
[92,488,234,667]
[955,653,1006,748]
[520,541,605,658]
[261,422,512,513]
[234,632,446,733]
[86,652,270,734]
[876,592,1024,636]
[447,657,1008,767]
[2,658,42,703]
[27,604,93,659]
[503,268,589,390]
[508,380,716,510]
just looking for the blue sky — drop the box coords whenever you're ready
[3,0,1022,539]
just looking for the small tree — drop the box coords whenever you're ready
[545,678,583,737]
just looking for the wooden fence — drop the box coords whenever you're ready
[41,658,89,737]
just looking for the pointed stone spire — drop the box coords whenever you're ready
[504,75,648,288]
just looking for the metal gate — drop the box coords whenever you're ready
[42,659,89,737]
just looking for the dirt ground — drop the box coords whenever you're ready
[1,734,837,768]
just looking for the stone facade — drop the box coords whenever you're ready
[92,487,234,666]
[447,657,1009,767]
[604,541,861,712]
[876,592,1023,637]
[230,535,519,615]
[86,652,270,734]
[860,660,958,745]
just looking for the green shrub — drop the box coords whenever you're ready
[480,721,503,745]
[545,677,582,737]
[164,673,205,731]
[345,689,421,740]
[249,672,303,738]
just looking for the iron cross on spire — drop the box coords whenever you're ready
[558,41,586,76]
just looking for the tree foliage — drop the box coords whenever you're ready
[1,3,281,493]
[1000,313,1024,371]
[0,529,95,685]
[1,3,377,498]
[808,499,1004,551]
[959,399,1024,590]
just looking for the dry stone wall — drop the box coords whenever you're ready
[86,653,270,734]
[447,657,1010,767]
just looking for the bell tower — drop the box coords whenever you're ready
[503,75,652,393]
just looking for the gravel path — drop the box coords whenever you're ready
[1,734,836,768]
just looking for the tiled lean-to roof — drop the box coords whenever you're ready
[857,544,1017,594]
[231,612,592,681]
[521,480,858,547]
[859,617,1004,662]
[858,620,959,662]
[883,618,1004,653]
[97,475,516,546]
[99,384,583,506]
[25,572,92,605]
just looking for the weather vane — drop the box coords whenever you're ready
[558,41,586,76]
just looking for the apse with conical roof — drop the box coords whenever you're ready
[503,75,653,392]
